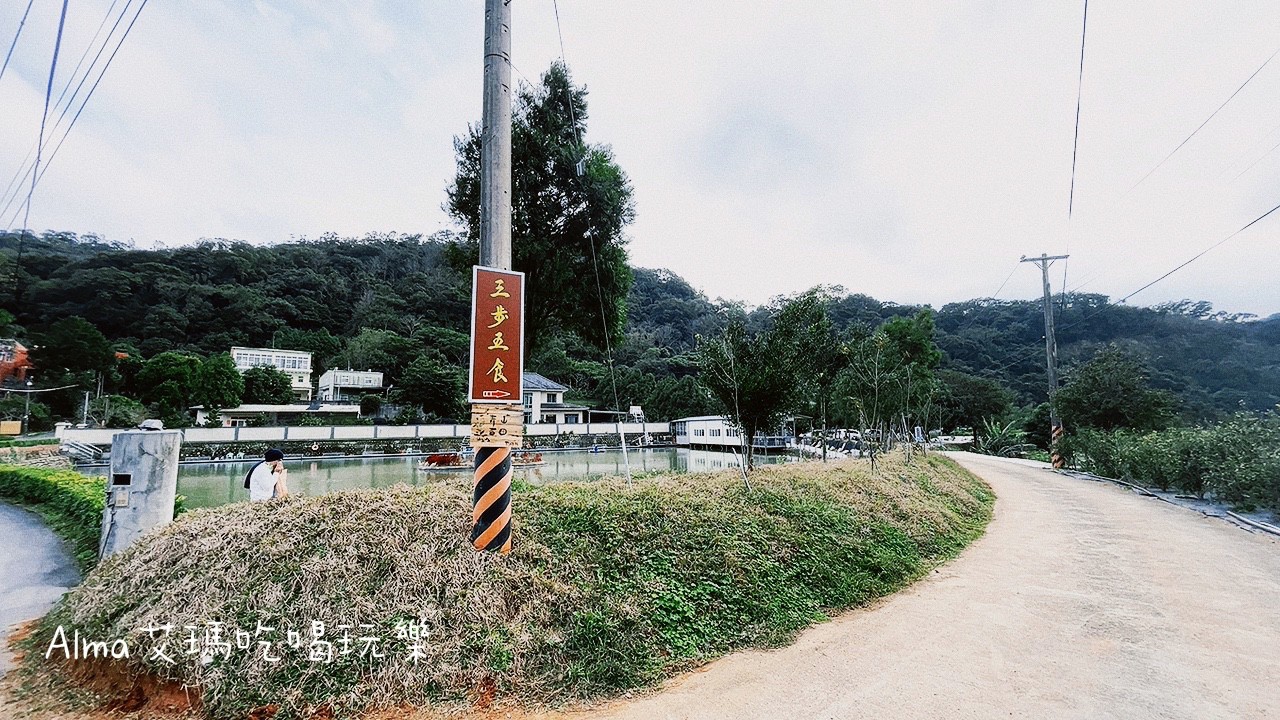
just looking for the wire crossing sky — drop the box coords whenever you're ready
[0,1,1278,317]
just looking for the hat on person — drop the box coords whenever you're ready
[264,448,285,462]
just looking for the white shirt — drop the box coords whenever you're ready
[247,462,280,502]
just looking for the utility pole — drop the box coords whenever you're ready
[1021,254,1068,469]
[480,0,512,270]
[469,0,516,554]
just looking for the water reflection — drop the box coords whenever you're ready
[83,448,793,509]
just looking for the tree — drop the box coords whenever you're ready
[698,294,828,470]
[936,370,1014,433]
[394,351,465,421]
[446,61,636,352]
[242,366,295,405]
[194,353,244,411]
[836,310,943,440]
[1055,346,1177,432]
[88,394,147,429]
[31,316,114,377]
[137,352,203,427]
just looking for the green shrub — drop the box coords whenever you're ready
[1061,410,1280,510]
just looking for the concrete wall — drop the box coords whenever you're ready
[60,422,670,446]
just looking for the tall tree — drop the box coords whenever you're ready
[395,351,465,421]
[195,353,245,412]
[446,61,636,352]
[698,294,828,469]
[136,352,203,427]
[31,316,114,377]
[1055,346,1177,432]
[242,366,295,405]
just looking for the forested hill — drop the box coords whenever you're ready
[1,231,1277,423]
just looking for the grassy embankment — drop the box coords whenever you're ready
[16,454,993,718]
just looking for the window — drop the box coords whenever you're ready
[564,415,578,424]
[541,414,556,423]
[546,393,558,403]
[522,393,533,407]
[710,429,721,437]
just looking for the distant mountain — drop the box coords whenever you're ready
[2,230,1275,421]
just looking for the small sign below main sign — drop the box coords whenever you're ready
[469,266,525,405]
[470,403,524,448]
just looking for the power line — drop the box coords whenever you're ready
[4,0,148,230]
[1125,44,1280,196]
[1067,0,1088,219]
[14,0,70,301]
[1,0,136,225]
[0,0,35,84]
[1117,198,1280,304]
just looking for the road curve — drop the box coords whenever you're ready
[569,453,1280,720]
[0,503,79,678]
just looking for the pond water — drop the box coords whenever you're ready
[84,448,795,509]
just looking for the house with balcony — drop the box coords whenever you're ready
[522,372,589,425]
[230,346,313,401]
[317,369,383,402]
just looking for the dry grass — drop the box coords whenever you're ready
[16,453,992,719]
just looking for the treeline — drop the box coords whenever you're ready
[1,230,1277,436]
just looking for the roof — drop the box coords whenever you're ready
[540,403,590,411]
[672,415,731,423]
[191,404,361,413]
[523,372,568,391]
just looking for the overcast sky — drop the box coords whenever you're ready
[2,1,1279,316]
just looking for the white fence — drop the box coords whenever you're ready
[58,422,671,446]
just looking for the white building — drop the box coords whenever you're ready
[671,415,789,451]
[230,347,313,401]
[317,369,384,402]
[523,373,589,424]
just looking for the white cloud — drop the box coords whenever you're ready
[1,0,1278,316]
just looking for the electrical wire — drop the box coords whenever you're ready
[0,0,35,84]
[0,0,131,225]
[13,0,70,300]
[4,0,149,230]
[1117,198,1280,304]
[1125,44,1280,196]
[1067,0,1088,219]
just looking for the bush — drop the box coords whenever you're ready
[33,455,992,718]
[1060,410,1280,510]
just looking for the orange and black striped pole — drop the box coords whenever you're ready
[471,446,513,553]
[1050,423,1065,469]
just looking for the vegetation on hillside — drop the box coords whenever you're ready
[25,455,992,718]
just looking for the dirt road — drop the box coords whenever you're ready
[573,453,1280,720]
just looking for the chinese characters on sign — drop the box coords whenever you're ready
[469,267,524,403]
[469,267,525,447]
[469,403,524,448]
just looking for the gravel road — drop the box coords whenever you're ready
[568,453,1280,720]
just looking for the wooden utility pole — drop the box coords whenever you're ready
[1021,254,1068,468]
[469,0,516,554]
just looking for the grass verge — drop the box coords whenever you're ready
[17,453,992,718]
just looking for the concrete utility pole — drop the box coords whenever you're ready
[1021,254,1068,468]
[470,0,516,555]
[480,0,512,270]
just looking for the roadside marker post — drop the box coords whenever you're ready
[469,267,525,554]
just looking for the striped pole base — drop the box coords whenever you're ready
[471,446,512,554]
[1050,424,1065,469]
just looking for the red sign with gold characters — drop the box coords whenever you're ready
[469,266,525,404]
